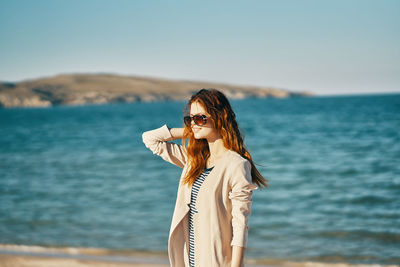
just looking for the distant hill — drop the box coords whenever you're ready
[0,73,314,108]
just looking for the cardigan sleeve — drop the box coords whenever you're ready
[142,124,187,168]
[228,159,258,247]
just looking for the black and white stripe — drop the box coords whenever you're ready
[188,166,214,267]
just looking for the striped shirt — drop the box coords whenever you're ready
[188,166,214,267]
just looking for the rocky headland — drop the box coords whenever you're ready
[0,73,314,108]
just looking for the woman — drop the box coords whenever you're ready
[142,89,267,267]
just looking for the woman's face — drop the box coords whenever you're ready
[189,101,220,141]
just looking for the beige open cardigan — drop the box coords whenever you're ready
[142,124,258,267]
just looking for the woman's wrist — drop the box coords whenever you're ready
[231,245,245,267]
[169,127,184,140]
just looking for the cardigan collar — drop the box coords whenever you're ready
[183,150,233,205]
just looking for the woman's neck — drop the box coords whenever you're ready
[207,137,229,167]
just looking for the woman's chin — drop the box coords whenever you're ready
[193,132,203,139]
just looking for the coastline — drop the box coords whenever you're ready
[0,73,313,108]
[0,244,398,267]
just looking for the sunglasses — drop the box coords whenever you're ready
[184,114,209,127]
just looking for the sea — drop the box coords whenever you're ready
[0,93,399,265]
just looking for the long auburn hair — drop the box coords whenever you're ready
[181,88,268,189]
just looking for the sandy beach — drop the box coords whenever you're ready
[1,244,398,267]
[1,253,399,267]
[0,244,170,267]
[0,254,168,267]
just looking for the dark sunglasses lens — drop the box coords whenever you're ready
[184,116,191,126]
[193,115,206,126]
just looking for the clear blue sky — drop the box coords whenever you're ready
[0,0,399,95]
